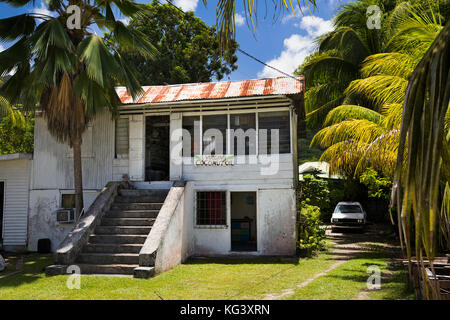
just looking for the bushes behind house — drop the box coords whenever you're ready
[296,202,326,256]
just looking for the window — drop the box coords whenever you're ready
[182,116,200,157]
[61,194,76,209]
[230,113,256,155]
[258,111,291,154]
[335,204,363,213]
[203,115,227,155]
[196,191,226,226]
[115,118,129,158]
[181,110,291,157]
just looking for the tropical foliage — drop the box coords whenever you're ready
[0,114,34,155]
[392,19,450,299]
[0,0,158,215]
[105,1,238,85]
[297,202,326,256]
[309,2,446,178]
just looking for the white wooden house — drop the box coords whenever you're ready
[2,76,305,261]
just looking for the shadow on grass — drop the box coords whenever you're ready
[0,254,53,288]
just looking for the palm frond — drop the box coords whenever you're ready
[311,119,385,149]
[361,52,416,78]
[324,104,384,126]
[392,21,450,299]
[345,75,408,109]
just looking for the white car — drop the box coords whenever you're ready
[331,202,367,230]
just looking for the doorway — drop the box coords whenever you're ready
[231,192,257,251]
[145,116,170,181]
[0,182,4,241]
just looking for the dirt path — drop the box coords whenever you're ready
[263,224,399,300]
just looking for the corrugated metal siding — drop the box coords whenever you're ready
[32,111,115,190]
[0,159,30,246]
[116,76,304,105]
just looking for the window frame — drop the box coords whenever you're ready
[194,190,229,228]
[114,116,130,159]
[181,107,292,158]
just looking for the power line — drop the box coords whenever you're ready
[164,0,300,81]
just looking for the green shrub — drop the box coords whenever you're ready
[296,202,326,256]
[300,174,332,220]
[0,115,34,155]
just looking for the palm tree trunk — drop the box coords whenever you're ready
[72,134,84,218]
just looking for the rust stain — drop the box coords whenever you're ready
[117,76,303,104]
[239,80,251,96]
[152,86,171,103]
[263,78,274,95]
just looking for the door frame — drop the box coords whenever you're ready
[230,191,258,252]
[144,115,171,181]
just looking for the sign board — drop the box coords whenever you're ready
[194,155,234,167]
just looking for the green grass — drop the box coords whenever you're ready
[284,243,414,300]
[0,251,339,300]
[0,241,414,300]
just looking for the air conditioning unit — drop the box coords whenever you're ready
[56,209,75,224]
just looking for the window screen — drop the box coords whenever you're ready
[203,115,227,155]
[182,116,200,157]
[230,113,256,155]
[196,191,226,225]
[61,194,76,209]
[115,118,129,158]
[258,111,291,154]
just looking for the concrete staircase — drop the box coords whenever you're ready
[75,189,168,275]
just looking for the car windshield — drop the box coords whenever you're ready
[335,204,362,213]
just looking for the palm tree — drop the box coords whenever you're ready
[392,19,450,299]
[294,0,398,128]
[310,3,444,178]
[0,0,157,217]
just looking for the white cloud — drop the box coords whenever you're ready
[174,0,199,12]
[235,13,245,27]
[258,15,333,78]
[295,16,334,37]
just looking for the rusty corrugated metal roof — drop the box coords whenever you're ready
[115,76,304,104]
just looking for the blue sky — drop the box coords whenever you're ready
[0,0,350,81]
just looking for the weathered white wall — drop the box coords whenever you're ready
[187,182,296,256]
[258,188,296,255]
[29,111,119,251]
[0,158,31,250]
[32,111,116,190]
[28,189,99,252]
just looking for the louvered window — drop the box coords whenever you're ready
[115,118,129,158]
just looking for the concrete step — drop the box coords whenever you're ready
[105,210,159,218]
[115,195,167,203]
[100,217,155,226]
[88,234,147,244]
[77,263,138,275]
[94,226,151,235]
[82,243,142,254]
[111,203,164,211]
[77,253,139,265]
[119,189,169,197]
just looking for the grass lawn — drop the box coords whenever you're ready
[0,251,338,300]
[0,242,413,300]
[284,243,414,300]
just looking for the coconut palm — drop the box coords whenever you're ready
[295,0,399,128]
[0,0,158,216]
[311,3,444,178]
[391,20,450,299]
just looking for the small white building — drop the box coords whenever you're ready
[2,76,305,258]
